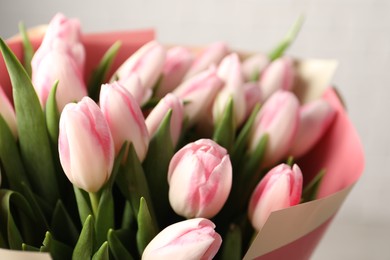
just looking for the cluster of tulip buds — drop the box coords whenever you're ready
[0,13,336,260]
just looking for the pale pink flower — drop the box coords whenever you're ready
[32,13,87,111]
[248,163,303,231]
[249,90,299,167]
[58,97,114,192]
[99,82,149,161]
[290,99,336,158]
[168,139,232,218]
[145,93,184,148]
[142,218,222,260]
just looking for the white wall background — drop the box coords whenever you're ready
[1,0,389,259]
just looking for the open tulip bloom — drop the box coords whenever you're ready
[0,13,364,260]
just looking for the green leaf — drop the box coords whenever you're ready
[108,229,134,260]
[88,41,121,101]
[0,189,37,249]
[40,231,73,260]
[136,197,158,256]
[268,15,304,61]
[45,80,60,143]
[0,38,59,206]
[92,241,109,260]
[121,201,135,230]
[220,224,242,260]
[22,243,40,251]
[213,97,235,153]
[18,22,34,77]
[0,115,31,192]
[231,103,261,167]
[73,186,92,225]
[302,169,326,202]
[143,110,174,228]
[242,134,269,177]
[51,200,79,247]
[95,188,114,247]
[116,144,154,219]
[72,215,94,260]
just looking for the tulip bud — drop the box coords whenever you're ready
[258,56,295,101]
[243,82,262,119]
[156,46,194,97]
[58,97,114,193]
[114,41,166,91]
[290,99,336,158]
[32,13,87,111]
[184,42,229,79]
[118,73,151,106]
[249,90,299,167]
[145,93,184,148]
[213,53,246,126]
[0,86,17,139]
[168,139,232,218]
[242,53,270,81]
[142,218,222,260]
[174,67,223,125]
[248,163,303,231]
[99,82,149,161]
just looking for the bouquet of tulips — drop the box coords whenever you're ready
[0,13,364,260]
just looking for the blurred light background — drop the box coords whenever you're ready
[1,0,389,259]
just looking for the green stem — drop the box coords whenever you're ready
[89,192,100,217]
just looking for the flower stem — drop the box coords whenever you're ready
[89,192,100,216]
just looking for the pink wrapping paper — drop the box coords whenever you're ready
[0,30,364,259]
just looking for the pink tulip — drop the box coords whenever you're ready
[243,82,262,119]
[242,53,270,81]
[31,13,87,111]
[145,93,184,148]
[168,139,232,219]
[290,99,336,158]
[114,41,166,91]
[0,86,17,139]
[142,218,222,260]
[118,73,151,106]
[58,97,114,193]
[184,42,229,79]
[249,90,299,167]
[213,53,246,126]
[156,46,194,97]
[99,82,149,161]
[248,163,303,231]
[259,56,295,101]
[174,67,223,125]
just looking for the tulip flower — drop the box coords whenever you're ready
[114,41,166,91]
[156,46,194,97]
[213,53,246,126]
[174,67,223,126]
[243,82,262,119]
[100,81,149,161]
[142,218,222,260]
[168,139,232,219]
[184,42,229,79]
[0,86,17,139]
[248,163,303,231]
[31,13,87,111]
[118,73,151,106]
[242,53,270,81]
[290,99,336,158]
[258,56,295,101]
[58,97,114,193]
[145,93,184,148]
[249,90,299,167]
